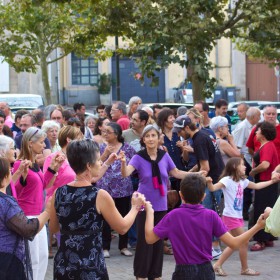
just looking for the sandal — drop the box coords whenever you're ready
[265,240,274,247]
[241,268,260,276]
[164,245,173,255]
[213,265,227,277]
[250,242,265,251]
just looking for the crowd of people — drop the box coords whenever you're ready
[0,97,280,280]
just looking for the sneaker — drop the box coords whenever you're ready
[128,243,137,250]
[103,250,110,258]
[212,248,222,260]
[120,248,133,256]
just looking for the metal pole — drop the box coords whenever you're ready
[115,36,120,101]
[277,75,280,102]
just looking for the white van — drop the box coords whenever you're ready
[0,93,44,112]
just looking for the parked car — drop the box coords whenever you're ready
[229,101,280,131]
[143,102,215,117]
[228,100,272,111]
[173,81,214,104]
[0,93,44,113]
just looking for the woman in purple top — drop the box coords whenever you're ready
[97,122,136,257]
[0,157,50,280]
[120,124,193,280]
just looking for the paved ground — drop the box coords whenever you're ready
[45,234,280,280]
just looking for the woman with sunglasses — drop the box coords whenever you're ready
[13,127,65,280]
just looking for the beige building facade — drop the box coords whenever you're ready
[1,36,277,106]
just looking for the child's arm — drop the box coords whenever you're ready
[247,179,274,190]
[206,177,224,192]
[220,214,266,249]
[145,201,160,244]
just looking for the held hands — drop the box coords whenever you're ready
[131,192,146,211]
[50,153,66,172]
[145,201,154,215]
[263,207,272,220]
[18,159,32,178]
[119,150,126,163]
[271,171,280,182]
[206,176,213,184]
[106,153,118,165]
[256,214,266,229]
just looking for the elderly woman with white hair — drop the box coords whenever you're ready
[41,120,61,152]
[83,115,97,140]
[128,96,142,119]
[210,116,240,164]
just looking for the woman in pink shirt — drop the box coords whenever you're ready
[43,126,82,258]
[14,127,64,280]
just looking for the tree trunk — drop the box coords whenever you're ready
[37,36,52,105]
[40,58,52,105]
[191,66,205,103]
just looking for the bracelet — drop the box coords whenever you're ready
[47,167,58,177]
[103,162,110,168]
[47,167,56,174]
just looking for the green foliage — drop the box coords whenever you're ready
[0,0,114,104]
[115,0,277,101]
[97,73,112,94]
[234,2,280,65]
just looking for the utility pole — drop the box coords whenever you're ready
[115,36,120,101]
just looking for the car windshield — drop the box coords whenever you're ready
[0,96,43,107]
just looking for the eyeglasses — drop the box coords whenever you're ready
[110,108,120,112]
[102,130,115,135]
[29,129,39,141]
[131,118,140,122]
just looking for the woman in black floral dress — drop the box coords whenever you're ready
[49,139,145,280]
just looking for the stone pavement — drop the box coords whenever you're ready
[45,235,280,280]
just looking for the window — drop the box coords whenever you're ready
[71,53,98,85]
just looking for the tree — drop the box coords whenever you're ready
[0,0,112,104]
[234,1,280,66]
[117,0,277,102]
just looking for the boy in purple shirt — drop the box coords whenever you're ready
[145,173,267,280]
